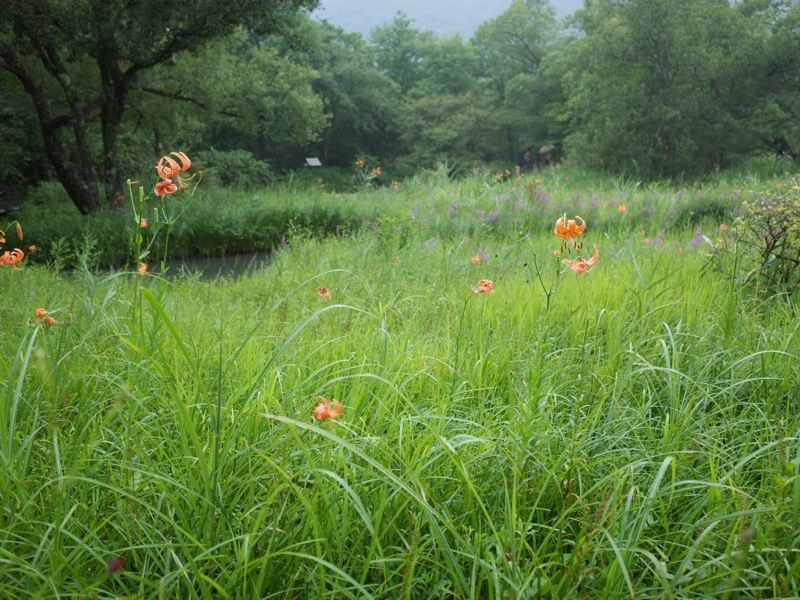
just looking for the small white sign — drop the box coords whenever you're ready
[306,157,322,167]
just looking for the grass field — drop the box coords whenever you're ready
[2,167,799,598]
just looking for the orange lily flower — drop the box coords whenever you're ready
[0,248,24,270]
[312,396,343,421]
[317,286,331,300]
[154,178,177,197]
[34,308,58,324]
[155,151,191,180]
[137,262,148,275]
[155,151,196,193]
[473,279,494,293]
[562,246,599,274]
[471,255,481,264]
[139,217,148,228]
[554,214,586,243]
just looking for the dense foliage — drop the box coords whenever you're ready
[2,170,800,597]
[2,0,799,213]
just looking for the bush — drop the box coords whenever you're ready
[194,149,274,189]
[739,178,800,295]
[16,182,369,269]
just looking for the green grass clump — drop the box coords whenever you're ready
[2,170,799,598]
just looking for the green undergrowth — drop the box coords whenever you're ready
[13,165,776,271]
[1,205,799,597]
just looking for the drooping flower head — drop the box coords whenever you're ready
[317,286,331,300]
[34,307,58,324]
[156,151,191,180]
[473,279,494,293]
[554,215,586,251]
[154,179,177,197]
[0,248,24,270]
[562,246,599,274]
[154,151,196,195]
[312,396,343,421]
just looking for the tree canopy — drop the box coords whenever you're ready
[1,0,799,210]
[0,0,318,213]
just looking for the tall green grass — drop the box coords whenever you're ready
[2,171,799,598]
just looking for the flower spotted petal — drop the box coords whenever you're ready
[562,246,599,274]
[312,396,343,421]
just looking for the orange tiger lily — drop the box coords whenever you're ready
[317,286,331,300]
[154,178,177,197]
[473,279,494,293]
[562,246,599,274]
[155,151,192,180]
[554,215,586,250]
[312,396,343,421]
[35,308,58,324]
[0,248,24,270]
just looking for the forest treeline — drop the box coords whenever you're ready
[1,0,798,213]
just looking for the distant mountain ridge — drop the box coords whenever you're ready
[312,0,584,40]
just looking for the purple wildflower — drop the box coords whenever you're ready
[107,556,125,573]
[534,187,550,203]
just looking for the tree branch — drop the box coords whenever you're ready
[138,85,240,118]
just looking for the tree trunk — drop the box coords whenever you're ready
[1,47,101,214]
[98,54,128,205]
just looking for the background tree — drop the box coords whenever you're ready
[143,29,326,171]
[0,0,318,213]
[471,0,561,162]
[739,0,800,158]
[0,71,46,205]
[303,21,400,165]
[395,93,498,169]
[563,0,770,177]
[370,12,425,93]
[471,0,559,100]
[411,34,480,97]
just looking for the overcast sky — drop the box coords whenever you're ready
[312,0,584,39]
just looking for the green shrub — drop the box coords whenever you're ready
[739,178,800,295]
[194,149,274,189]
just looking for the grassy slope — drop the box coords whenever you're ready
[1,169,799,598]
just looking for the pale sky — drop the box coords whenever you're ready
[313,0,584,39]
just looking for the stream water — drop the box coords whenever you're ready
[161,251,272,280]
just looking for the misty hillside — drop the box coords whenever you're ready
[312,0,584,40]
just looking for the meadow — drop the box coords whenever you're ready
[2,164,799,598]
